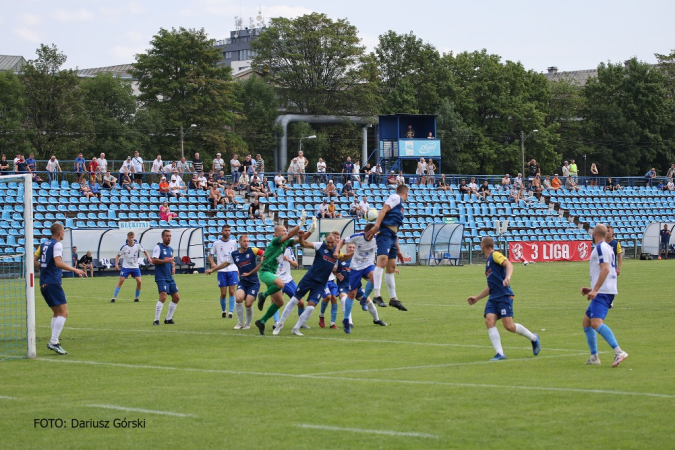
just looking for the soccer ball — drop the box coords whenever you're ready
[523,261,529,266]
[366,209,379,222]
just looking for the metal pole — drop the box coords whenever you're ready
[180,125,184,161]
[520,131,525,177]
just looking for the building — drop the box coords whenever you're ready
[0,55,27,73]
[214,15,265,77]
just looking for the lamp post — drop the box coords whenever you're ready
[180,124,197,160]
[299,134,316,154]
[520,129,539,176]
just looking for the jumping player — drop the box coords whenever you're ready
[208,224,238,318]
[319,272,339,329]
[467,237,541,361]
[365,184,408,311]
[581,224,629,367]
[40,223,86,355]
[271,245,306,326]
[110,231,151,303]
[206,234,264,330]
[151,230,180,326]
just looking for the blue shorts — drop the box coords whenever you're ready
[282,280,297,298]
[156,280,178,295]
[238,280,261,299]
[585,294,614,320]
[323,281,338,298]
[120,268,141,279]
[295,279,325,305]
[376,227,398,259]
[348,265,374,291]
[338,283,351,295]
[484,296,514,319]
[217,271,239,288]
[41,284,67,308]
[660,242,669,252]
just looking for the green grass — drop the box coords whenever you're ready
[2,259,674,449]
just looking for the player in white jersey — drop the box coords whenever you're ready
[333,224,387,333]
[271,247,308,326]
[208,224,239,318]
[581,224,628,367]
[111,231,151,303]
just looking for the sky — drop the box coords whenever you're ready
[3,0,675,73]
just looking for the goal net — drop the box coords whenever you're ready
[0,174,35,360]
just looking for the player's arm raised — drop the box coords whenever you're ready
[366,204,391,240]
[333,238,345,259]
[297,230,316,249]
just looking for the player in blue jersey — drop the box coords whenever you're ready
[581,224,629,367]
[272,231,339,336]
[208,224,239,318]
[467,237,541,361]
[151,230,180,326]
[319,274,339,329]
[39,223,86,355]
[111,231,151,303]
[207,234,264,329]
[365,184,408,311]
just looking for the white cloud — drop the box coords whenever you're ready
[52,8,94,22]
[13,27,40,44]
[126,31,144,43]
[23,13,42,26]
[100,1,146,16]
[264,5,314,19]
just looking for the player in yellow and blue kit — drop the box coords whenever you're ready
[151,230,180,326]
[467,237,541,361]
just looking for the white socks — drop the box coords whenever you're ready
[385,273,397,299]
[367,301,379,321]
[279,297,299,325]
[340,295,346,313]
[373,267,384,297]
[245,307,253,327]
[166,301,177,320]
[515,323,536,341]
[154,301,164,321]
[488,327,504,356]
[50,316,66,345]
[294,305,315,330]
[236,302,244,323]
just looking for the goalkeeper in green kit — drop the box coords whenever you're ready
[255,211,316,334]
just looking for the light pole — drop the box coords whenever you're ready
[299,134,316,154]
[520,129,539,176]
[180,124,197,160]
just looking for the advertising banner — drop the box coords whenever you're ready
[508,240,592,263]
[399,139,441,157]
[399,243,417,265]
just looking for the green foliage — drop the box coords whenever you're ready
[0,71,29,155]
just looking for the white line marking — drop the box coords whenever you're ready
[0,396,18,400]
[37,358,675,399]
[86,404,197,418]
[295,424,437,439]
[38,325,586,353]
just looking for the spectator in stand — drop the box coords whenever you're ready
[88,156,98,183]
[437,174,453,193]
[224,184,238,206]
[170,175,186,198]
[158,176,172,198]
[404,125,415,138]
[78,251,94,278]
[362,162,373,184]
[79,179,95,199]
[188,174,200,190]
[328,200,341,218]
[14,154,31,175]
[527,159,540,189]
[255,154,265,178]
[205,169,217,189]
[478,180,491,200]
[151,154,163,180]
[177,157,190,175]
[163,161,177,178]
[565,175,580,191]
[88,180,102,199]
[324,180,337,199]
[562,161,570,183]
[12,152,20,169]
[238,172,249,192]
[26,153,37,173]
[196,172,208,190]
[569,159,578,183]
[501,173,512,191]
[192,152,204,175]
[212,153,225,173]
[287,157,299,185]
[317,200,329,218]
[159,201,177,223]
[387,171,398,187]
[458,179,469,195]
[427,159,436,185]
[72,246,79,267]
[74,152,86,182]
[120,156,135,179]
[259,176,274,199]
[513,173,523,190]
[665,178,675,192]
[46,155,62,182]
[102,171,117,189]
[667,163,675,179]
[342,157,354,184]
[248,199,260,220]
[373,163,383,184]
[0,155,10,175]
[531,174,543,198]
[132,151,145,186]
[468,177,479,194]
[209,184,225,210]
[551,174,562,190]
[543,175,552,190]
[296,150,308,184]
[244,154,256,178]
[96,153,107,183]
[215,171,227,187]
[660,224,671,260]
[342,179,355,198]
[396,171,406,185]
[249,176,264,199]
[509,186,519,203]
[427,132,434,139]
[275,172,291,191]
[590,163,599,186]
[416,157,427,185]
[120,171,134,193]
[358,196,369,218]
[644,167,657,186]
[352,159,361,183]
[348,198,360,217]
[230,154,241,184]
[316,158,327,183]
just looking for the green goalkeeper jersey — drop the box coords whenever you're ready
[260,237,292,274]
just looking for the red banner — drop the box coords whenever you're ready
[508,241,592,263]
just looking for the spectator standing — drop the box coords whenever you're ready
[296,150,308,184]
[644,168,657,186]
[404,125,415,138]
[255,154,265,178]
[132,151,145,186]
[88,157,98,183]
[342,157,354,184]
[527,159,540,189]
[352,159,361,183]
[316,158,327,183]
[659,225,671,260]
[192,153,204,175]
[72,246,79,267]
[244,154,256,177]
[0,155,10,175]
[362,162,372,184]
[590,163,599,186]
[562,161,570,183]
[230,154,241,184]
[119,156,135,179]
[97,153,108,182]
[427,159,436,185]
[569,159,578,183]
[46,155,62,182]
[151,155,163,181]
[212,153,225,172]
[15,154,31,175]
[667,163,675,179]
[177,157,191,175]
[74,153,86,182]
[26,153,37,173]
[287,157,299,185]
[427,132,434,139]
[416,157,427,185]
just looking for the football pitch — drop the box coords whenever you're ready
[2,259,674,449]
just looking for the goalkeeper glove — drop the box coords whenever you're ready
[307,217,317,235]
[298,210,307,226]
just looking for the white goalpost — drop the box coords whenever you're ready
[0,174,35,360]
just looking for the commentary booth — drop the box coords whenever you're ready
[378,114,441,174]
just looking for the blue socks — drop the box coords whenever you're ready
[113,287,120,299]
[273,310,280,322]
[219,297,227,312]
[331,303,337,323]
[135,290,141,299]
[596,324,619,349]
[320,300,328,315]
[364,281,373,299]
[345,297,354,319]
[584,327,598,355]
[229,296,235,313]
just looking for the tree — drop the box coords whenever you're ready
[20,44,92,159]
[131,27,239,159]
[251,13,379,115]
[0,72,29,156]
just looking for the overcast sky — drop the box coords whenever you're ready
[3,0,674,73]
